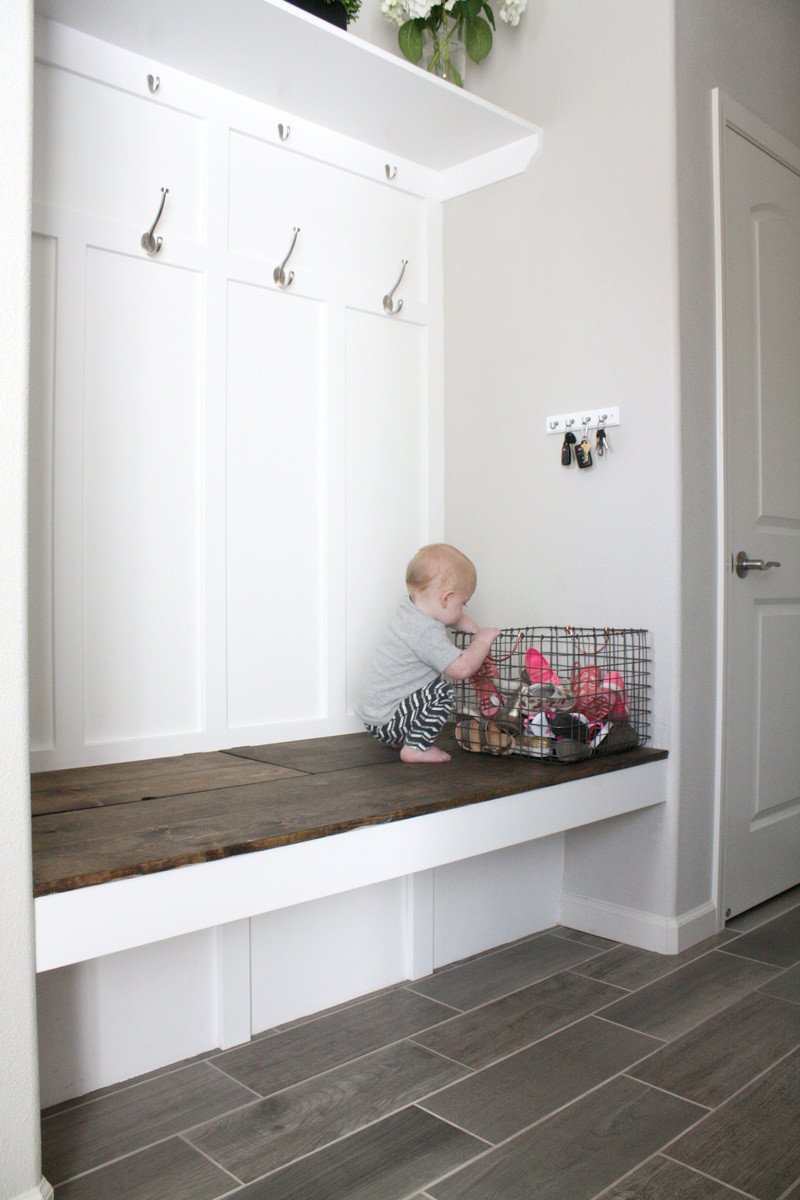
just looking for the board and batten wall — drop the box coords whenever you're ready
[30,18,567,1109]
[29,18,433,772]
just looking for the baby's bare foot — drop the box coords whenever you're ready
[400,745,451,764]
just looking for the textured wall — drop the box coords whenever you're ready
[0,2,44,1198]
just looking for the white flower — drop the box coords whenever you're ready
[404,0,436,16]
[498,0,526,24]
[380,0,409,24]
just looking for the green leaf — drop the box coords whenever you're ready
[464,14,492,62]
[481,0,496,29]
[398,19,425,63]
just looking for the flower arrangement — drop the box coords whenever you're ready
[335,0,363,21]
[382,0,526,86]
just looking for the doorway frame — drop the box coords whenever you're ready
[712,89,800,923]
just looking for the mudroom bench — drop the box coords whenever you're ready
[33,732,664,951]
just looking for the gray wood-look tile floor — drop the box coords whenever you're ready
[42,887,800,1200]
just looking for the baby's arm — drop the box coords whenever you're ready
[455,612,480,635]
[444,627,501,681]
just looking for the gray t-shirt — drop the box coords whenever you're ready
[356,596,461,726]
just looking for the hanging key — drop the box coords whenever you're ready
[561,431,577,466]
[576,438,593,468]
[595,426,608,457]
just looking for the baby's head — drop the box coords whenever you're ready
[406,544,476,626]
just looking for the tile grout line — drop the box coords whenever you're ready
[50,1129,223,1190]
[777,1173,800,1200]
[637,1040,800,1121]
[177,1132,246,1188]
[40,1056,237,1123]
[203,1057,273,1102]
[657,1151,762,1199]
[198,1102,494,1194]
[403,958,631,1021]
[414,1057,707,1174]
[589,1152,760,1200]
[203,1013,474,1103]
[716,944,800,971]
[412,1008,664,1088]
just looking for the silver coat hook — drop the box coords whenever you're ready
[147,74,160,94]
[385,165,397,180]
[141,187,168,256]
[383,259,407,315]
[278,123,290,141]
[273,227,300,288]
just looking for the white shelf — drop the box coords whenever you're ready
[34,0,542,199]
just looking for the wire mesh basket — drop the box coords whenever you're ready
[451,626,651,762]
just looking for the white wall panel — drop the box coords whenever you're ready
[345,312,428,715]
[226,282,326,727]
[28,233,57,751]
[33,61,204,241]
[250,879,407,1032]
[229,131,426,301]
[30,23,437,764]
[433,838,564,966]
[37,929,217,1108]
[83,249,203,743]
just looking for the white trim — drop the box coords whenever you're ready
[711,87,728,928]
[10,1180,55,1200]
[711,90,800,924]
[403,869,435,980]
[559,892,718,955]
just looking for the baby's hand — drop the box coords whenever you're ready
[475,627,501,647]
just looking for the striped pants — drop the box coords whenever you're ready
[366,679,454,751]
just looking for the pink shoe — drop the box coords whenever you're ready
[525,648,563,688]
[470,656,502,718]
[572,665,612,724]
[602,670,630,719]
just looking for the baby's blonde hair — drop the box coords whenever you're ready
[406,544,476,596]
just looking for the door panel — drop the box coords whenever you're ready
[754,609,800,817]
[722,121,800,916]
[755,210,800,520]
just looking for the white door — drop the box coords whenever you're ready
[719,100,800,918]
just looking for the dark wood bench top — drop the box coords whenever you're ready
[31,733,667,898]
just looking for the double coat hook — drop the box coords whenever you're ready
[383,259,407,315]
[274,227,300,288]
[141,187,168,256]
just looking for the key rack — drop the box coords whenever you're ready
[546,407,620,436]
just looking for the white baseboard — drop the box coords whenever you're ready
[559,893,719,955]
[10,1179,54,1200]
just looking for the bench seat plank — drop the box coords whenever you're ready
[32,733,667,898]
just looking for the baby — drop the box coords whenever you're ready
[356,544,500,763]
